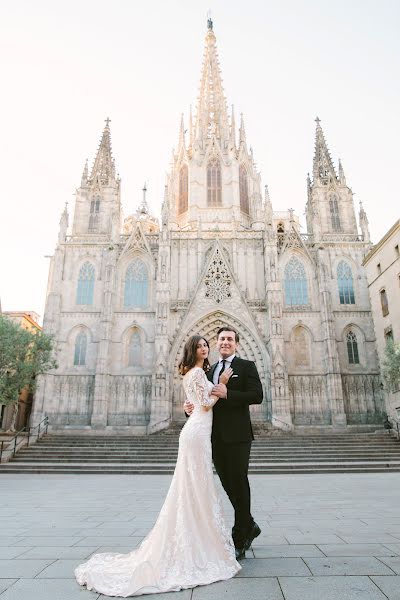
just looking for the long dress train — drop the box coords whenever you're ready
[74,366,241,597]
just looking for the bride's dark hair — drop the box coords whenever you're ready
[178,335,211,375]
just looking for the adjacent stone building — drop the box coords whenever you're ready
[31,21,384,434]
[363,220,400,421]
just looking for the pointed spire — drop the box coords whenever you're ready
[359,200,371,243]
[178,113,186,149]
[265,184,271,203]
[189,105,194,148]
[230,105,236,148]
[81,159,88,187]
[338,158,346,185]
[239,113,247,146]
[89,118,116,186]
[195,19,229,143]
[137,182,149,216]
[58,202,69,242]
[313,117,337,183]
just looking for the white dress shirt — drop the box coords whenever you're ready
[213,354,236,385]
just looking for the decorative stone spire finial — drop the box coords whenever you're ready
[81,159,88,187]
[58,202,69,242]
[313,117,337,183]
[88,118,116,186]
[359,200,371,243]
[338,158,346,185]
[194,19,229,144]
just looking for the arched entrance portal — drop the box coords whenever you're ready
[169,311,271,422]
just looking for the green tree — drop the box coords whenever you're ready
[0,315,57,432]
[381,340,400,393]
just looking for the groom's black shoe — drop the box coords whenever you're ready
[244,522,261,551]
[235,547,246,560]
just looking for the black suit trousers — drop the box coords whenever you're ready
[212,436,253,547]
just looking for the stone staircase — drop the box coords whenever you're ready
[1,430,400,474]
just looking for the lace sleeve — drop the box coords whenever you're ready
[192,368,214,407]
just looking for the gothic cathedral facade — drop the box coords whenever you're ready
[32,22,384,434]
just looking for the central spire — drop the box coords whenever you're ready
[195,19,229,144]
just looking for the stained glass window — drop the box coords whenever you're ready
[124,259,148,307]
[346,330,359,364]
[337,261,355,304]
[76,262,95,305]
[284,257,309,306]
[74,332,87,366]
[207,158,222,207]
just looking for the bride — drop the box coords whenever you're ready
[74,335,241,597]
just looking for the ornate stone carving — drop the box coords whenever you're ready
[204,248,232,304]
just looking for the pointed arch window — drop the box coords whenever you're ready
[207,158,222,207]
[128,329,143,367]
[346,330,359,364]
[124,259,148,308]
[284,257,309,306]
[89,196,101,232]
[293,326,310,367]
[337,261,355,304]
[74,331,87,366]
[76,262,95,305]
[380,289,389,317]
[329,195,341,231]
[239,164,249,214]
[178,164,188,214]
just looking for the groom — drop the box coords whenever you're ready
[185,326,263,559]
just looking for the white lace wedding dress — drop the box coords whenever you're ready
[74,367,241,597]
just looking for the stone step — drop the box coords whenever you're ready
[1,461,400,475]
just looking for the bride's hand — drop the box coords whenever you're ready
[219,367,233,385]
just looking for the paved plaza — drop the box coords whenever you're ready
[1,473,400,599]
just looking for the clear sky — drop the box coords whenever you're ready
[1,0,399,321]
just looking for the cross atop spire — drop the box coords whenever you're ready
[194,20,229,144]
[313,117,337,183]
[89,118,116,186]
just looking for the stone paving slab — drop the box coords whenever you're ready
[252,544,324,558]
[36,558,83,578]
[376,556,400,574]
[237,557,311,577]
[192,577,284,599]
[0,578,99,600]
[278,576,387,599]
[317,543,396,556]
[303,556,395,576]
[0,559,55,577]
[0,548,31,559]
[16,546,99,559]
[371,576,400,599]
[383,544,400,555]
[0,580,17,595]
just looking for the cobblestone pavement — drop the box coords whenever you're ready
[1,473,400,599]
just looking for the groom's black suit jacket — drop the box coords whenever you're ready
[207,357,263,444]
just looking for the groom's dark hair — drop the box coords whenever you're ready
[217,326,240,343]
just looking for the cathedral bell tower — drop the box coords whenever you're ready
[72,119,121,240]
[306,118,358,241]
[166,19,263,232]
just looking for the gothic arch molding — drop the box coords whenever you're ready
[169,310,271,422]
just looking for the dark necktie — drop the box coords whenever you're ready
[217,359,226,382]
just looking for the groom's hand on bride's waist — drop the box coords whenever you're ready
[212,384,227,399]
